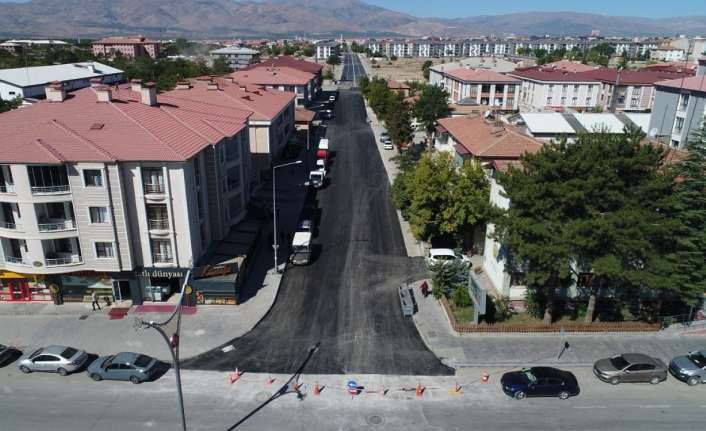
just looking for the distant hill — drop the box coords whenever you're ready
[0,0,703,38]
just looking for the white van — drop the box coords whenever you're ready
[318,138,329,151]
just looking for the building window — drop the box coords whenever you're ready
[89,207,109,224]
[678,93,690,111]
[151,239,173,263]
[632,87,640,96]
[630,97,640,108]
[560,97,566,105]
[585,97,591,106]
[83,169,103,187]
[546,97,552,105]
[674,117,685,134]
[571,97,577,106]
[95,242,115,258]
[194,160,201,186]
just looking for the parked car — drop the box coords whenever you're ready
[669,350,706,386]
[329,94,336,102]
[426,248,470,266]
[18,345,88,376]
[0,343,16,365]
[88,352,160,384]
[501,367,580,400]
[383,141,394,150]
[380,132,390,143]
[593,353,668,385]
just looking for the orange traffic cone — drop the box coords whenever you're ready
[313,382,321,396]
[415,381,424,397]
[481,371,489,384]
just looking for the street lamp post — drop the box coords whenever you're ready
[272,160,303,273]
[135,270,192,431]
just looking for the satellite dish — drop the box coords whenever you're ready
[649,128,659,138]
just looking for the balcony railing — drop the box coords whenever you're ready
[45,255,83,267]
[4,256,27,265]
[0,221,20,230]
[0,184,15,194]
[38,220,76,232]
[31,185,70,195]
[144,183,166,194]
[152,253,174,264]
[148,218,170,230]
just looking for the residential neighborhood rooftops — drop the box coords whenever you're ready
[430,57,522,74]
[581,68,694,85]
[0,83,251,164]
[0,61,123,88]
[444,67,520,83]
[438,115,542,160]
[250,55,323,75]
[541,60,597,73]
[230,66,314,86]
[509,67,598,82]
[656,75,706,92]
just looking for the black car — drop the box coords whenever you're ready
[501,367,580,400]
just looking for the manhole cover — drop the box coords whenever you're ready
[79,314,89,320]
[255,391,271,403]
[366,415,384,426]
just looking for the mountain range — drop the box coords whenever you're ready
[0,0,704,38]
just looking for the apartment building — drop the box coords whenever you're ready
[254,56,323,93]
[230,66,316,107]
[315,41,340,60]
[0,81,252,304]
[164,77,296,183]
[651,47,685,62]
[0,62,124,101]
[509,67,601,111]
[434,67,521,111]
[92,36,161,59]
[649,57,706,149]
[210,45,261,69]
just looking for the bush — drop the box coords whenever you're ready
[429,260,469,299]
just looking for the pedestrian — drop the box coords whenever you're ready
[91,290,101,311]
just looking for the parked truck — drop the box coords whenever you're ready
[290,232,312,265]
[307,169,325,188]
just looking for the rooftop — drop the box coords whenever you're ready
[93,35,158,45]
[231,66,314,86]
[430,57,522,74]
[656,75,706,93]
[249,56,323,75]
[520,112,651,135]
[0,62,123,88]
[438,115,542,160]
[0,84,251,164]
[211,45,260,55]
[509,67,599,83]
[580,68,694,85]
[541,60,597,73]
[520,113,575,134]
[444,67,520,83]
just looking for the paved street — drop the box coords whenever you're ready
[183,89,451,375]
[340,52,366,84]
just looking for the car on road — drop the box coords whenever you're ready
[0,343,16,365]
[329,94,336,102]
[669,350,706,386]
[426,248,470,266]
[87,352,159,384]
[593,353,668,385]
[383,141,394,150]
[18,345,88,376]
[501,367,580,400]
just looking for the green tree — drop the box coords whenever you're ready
[413,84,451,137]
[429,259,469,299]
[421,60,433,81]
[384,92,413,147]
[210,56,233,75]
[0,96,23,113]
[326,54,341,66]
[301,46,315,57]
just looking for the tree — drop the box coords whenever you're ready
[421,60,433,81]
[665,123,706,311]
[384,92,413,147]
[283,44,297,56]
[413,84,451,137]
[210,56,232,75]
[429,259,470,299]
[301,46,315,57]
[0,96,22,113]
[326,54,341,66]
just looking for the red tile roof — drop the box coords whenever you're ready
[250,56,323,75]
[295,108,316,123]
[438,115,542,160]
[0,85,250,164]
[542,60,597,73]
[444,67,520,83]
[580,68,694,85]
[230,66,314,86]
[656,75,706,92]
[509,67,599,82]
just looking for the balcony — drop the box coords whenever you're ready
[4,256,27,266]
[31,185,70,195]
[45,255,83,267]
[148,218,170,231]
[152,253,174,264]
[38,219,76,232]
[0,184,15,194]
[0,221,21,230]
[144,183,166,194]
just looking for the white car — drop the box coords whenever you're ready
[383,141,394,150]
[426,248,470,266]
[329,95,336,102]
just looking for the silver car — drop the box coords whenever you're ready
[87,352,160,384]
[669,350,706,386]
[18,345,88,376]
[593,353,668,385]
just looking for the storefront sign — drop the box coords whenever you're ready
[194,263,237,279]
[135,268,189,278]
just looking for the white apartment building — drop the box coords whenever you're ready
[434,66,521,111]
[210,45,261,69]
[651,47,685,62]
[509,67,600,111]
[315,41,340,60]
[0,81,252,305]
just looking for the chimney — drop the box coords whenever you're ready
[45,81,66,102]
[698,57,706,77]
[95,85,112,102]
[176,81,191,90]
[207,81,219,91]
[130,78,143,92]
[239,84,247,91]
[90,77,103,88]
[140,82,157,106]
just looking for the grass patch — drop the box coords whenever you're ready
[450,302,475,324]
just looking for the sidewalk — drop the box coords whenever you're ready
[410,279,706,368]
[0,148,312,362]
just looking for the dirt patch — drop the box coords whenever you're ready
[363,57,446,83]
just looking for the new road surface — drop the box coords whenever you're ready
[183,89,452,375]
[340,52,366,84]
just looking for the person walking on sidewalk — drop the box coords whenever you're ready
[91,291,101,311]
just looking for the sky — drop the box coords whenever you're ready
[363,0,704,19]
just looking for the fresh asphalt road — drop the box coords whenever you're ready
[1,366,705,431]
[340,52,366,84]
[183,89,451,375]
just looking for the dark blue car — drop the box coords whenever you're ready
[501,367,580,400]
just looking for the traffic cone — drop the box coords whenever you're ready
[481,371,489,384]
[266,375,275,385]
[313,382,321,396]
[229,368,243,384]
[415,381,424,397]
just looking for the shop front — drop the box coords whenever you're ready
[0,272,52,302]
[135,268,190,304]
[58,272,116,303]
